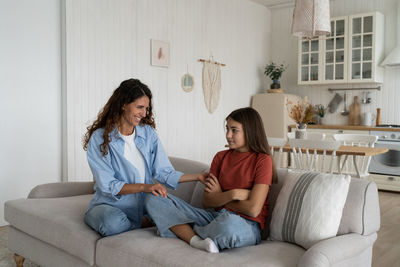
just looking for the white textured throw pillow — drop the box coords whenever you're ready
[269,170,351,249]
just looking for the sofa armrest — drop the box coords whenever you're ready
[28,182,95,198]
[298,233,377,267]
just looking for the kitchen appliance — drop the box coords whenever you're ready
[251,93,301,138]
[369,125,400,191]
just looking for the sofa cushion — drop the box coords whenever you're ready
[4,194,100,265]
[96,227,305,267]
[166,157,209,205]
[269,170,351,249]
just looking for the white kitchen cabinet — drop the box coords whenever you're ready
[323,17,348,83]
[348,12,384,83]
[298,37,323,84]
[298,12,384,85]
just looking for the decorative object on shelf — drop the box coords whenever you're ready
[376,108,381,126]
[348,96,361,125]
[198,56,225,113]
[150,39,170,67]
[361,112,376,126]
[264,62,288,91]
[315,104,326,124]
[181,64,194,92]
[291,0,331,39]
[295,123,307,139]
[286,97,314,139]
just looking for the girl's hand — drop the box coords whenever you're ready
[231,189,251,201]
[204,174,222,193]
[144,184,167,198]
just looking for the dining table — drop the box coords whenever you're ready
[273,144,388,178]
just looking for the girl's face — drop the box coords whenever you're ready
[121,96,150,129]
[226,118,248,152]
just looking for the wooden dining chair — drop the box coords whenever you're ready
[333,134,378,178]
[267,137,287,168]
[288,138,342,173]
[287,132,326,170]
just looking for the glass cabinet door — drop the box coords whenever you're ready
[349,14,374,81]
[324,17,347,82]
[299,37,321,83]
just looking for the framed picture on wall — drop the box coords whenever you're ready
[150,39,170,67]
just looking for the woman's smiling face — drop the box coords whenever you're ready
[120,96,150,129]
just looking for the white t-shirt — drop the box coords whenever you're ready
[121,131,146,183]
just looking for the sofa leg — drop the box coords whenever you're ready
[13,253,25,267]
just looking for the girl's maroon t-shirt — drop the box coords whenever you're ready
[209,149,273,229]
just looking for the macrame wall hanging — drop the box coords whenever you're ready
[198,57,226,113]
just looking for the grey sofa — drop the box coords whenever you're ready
[4,157,380,267]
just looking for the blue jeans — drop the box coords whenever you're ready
[85,204,136,236]
[144,194,261,250]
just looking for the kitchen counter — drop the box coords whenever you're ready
[289,124,400,132]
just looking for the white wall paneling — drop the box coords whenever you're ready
[0,0,62,226]
[270,0,400,126]
[64,0,271,181]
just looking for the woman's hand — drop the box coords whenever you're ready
[197,172,209,184]
[144,184,167,198]
[179,172,209,183]
[204,174,222,193]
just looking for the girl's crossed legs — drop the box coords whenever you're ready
[144,193,260,252]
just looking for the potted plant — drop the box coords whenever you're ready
[286,97,315,139]
[315,104,326,124]
[264,62,288,89]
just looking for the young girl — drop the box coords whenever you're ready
[145,107,277,253]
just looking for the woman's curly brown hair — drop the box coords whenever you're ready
[83,79,155,156]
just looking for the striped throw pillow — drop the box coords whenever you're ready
[269,170,351,249]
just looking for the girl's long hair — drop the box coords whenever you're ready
[226,107,278,183]
[83,78,155,156]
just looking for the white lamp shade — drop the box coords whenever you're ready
[292,0,331,39]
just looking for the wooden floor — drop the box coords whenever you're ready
[372,190,400,267]
[0,191,399,266]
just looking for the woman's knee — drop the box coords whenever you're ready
[144,193,169,211]
[85,205,132,236]
[144,193,159,209]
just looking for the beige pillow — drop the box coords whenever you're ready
[269,170,351,249]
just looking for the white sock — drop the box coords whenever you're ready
[189,235,219,253]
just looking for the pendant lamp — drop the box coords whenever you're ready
[291,0,331,39]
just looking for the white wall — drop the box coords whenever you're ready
[269,0,400,125]
[65,0,271,181]
[0,0,62,226]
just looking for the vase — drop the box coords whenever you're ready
[295,123,307,139]
[270,80,281,89]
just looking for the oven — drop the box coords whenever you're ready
[369,127,400,178]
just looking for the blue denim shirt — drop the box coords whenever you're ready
[86,124,183,229]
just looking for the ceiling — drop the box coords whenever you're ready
[251,0,335,8]
[250,0,294,8]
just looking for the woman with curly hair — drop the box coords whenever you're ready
[83,78,207,237]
